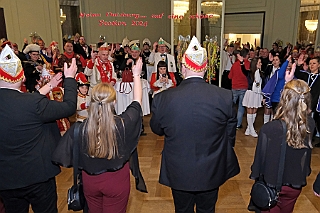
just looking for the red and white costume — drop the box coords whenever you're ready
[75,72,90,122]
[76,93,90,122]
[84,57,117,88]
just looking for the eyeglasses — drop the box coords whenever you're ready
[31,53,39,56]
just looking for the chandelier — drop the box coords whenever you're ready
[173,1,189,23]
[201,1,222,24]
[305,19,318,32]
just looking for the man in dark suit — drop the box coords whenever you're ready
[150,36,240,213]
[74,35,92,60]
[0,45,78,213]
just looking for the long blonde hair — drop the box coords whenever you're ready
[274,79,311,149]
[85,83,118,159]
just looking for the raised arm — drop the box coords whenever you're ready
[38,72,63,95]
[278,55,290,80]
[238,54,249,76]
[132,57,143,105]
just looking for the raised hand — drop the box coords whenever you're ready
[237,54,244,62]
[153,42,158,51]
[285,63,295,83]
[64,58,77,78]
[132,57,142,76]
[269,53,273,62]
[286,55,292,62]
[91,50,97,61]
[49,72,63,87]
[297,54,305,66]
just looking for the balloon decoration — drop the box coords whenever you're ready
[203,35,219,84]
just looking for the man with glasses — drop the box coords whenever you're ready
[149,37,176,73]
[23,44,43,92]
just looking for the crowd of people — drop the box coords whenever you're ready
[1,32,320,213]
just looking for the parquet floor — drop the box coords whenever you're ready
[55,110,320,213]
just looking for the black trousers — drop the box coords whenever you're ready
[271,102,279,113]
[171,188,219,213]
[221,70,232,90]
[0,177,57,213]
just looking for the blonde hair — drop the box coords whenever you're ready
[84,83,118,159]
[274,79,312,149]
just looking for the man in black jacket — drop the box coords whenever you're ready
[150,36,240,213]
[74,35,92,60]
[0,45,78,213]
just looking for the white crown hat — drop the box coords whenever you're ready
[129,40,140,50]
[142,38,151,46]
[99,42,109,51]
[122,36,130,47]
[182,36,207,73]
[0,44,24,83]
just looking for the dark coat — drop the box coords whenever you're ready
[0,78,77,190]
[150,77,240,191]
[73,43,92,60]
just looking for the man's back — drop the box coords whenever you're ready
[0,78,77,190]
[150,77,240,191]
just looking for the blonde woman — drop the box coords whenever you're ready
[53,58,145,213]
[250,79,314,213]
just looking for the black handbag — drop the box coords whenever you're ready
[67,122,86,211]
[250,120,287,210]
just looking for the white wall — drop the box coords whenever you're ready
[225,0,300,49]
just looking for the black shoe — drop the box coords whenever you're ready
[315,143,320,147]
[236,125,243,130]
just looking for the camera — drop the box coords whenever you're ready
[162,74,167,77]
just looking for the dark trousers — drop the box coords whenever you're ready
[0,197,4,213]
[171,188,219,213]
[0,177,57,213]
[271,102,279,113]
[221,70,232,90]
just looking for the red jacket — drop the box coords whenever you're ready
[228,59,250,90]
[150,72,176,92]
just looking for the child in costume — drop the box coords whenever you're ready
[75,72,90,122]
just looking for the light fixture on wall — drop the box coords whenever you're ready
[305,19,318,32]
[60,9,66,25]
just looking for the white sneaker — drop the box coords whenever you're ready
[250,130,258,137]
[245,127,250,136]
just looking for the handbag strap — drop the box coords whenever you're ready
[275,120,287,191]
[72,122,81,185]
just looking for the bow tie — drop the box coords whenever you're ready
[160,54,166,57]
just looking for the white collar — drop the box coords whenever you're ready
[185,76,203,80]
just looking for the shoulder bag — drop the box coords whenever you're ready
[119,67,134,94]
[250,120,287,210]
[67,122,86,211]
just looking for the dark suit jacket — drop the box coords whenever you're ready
[0,78,77,190]
[74,43,92,60]
[150,77,240,191]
